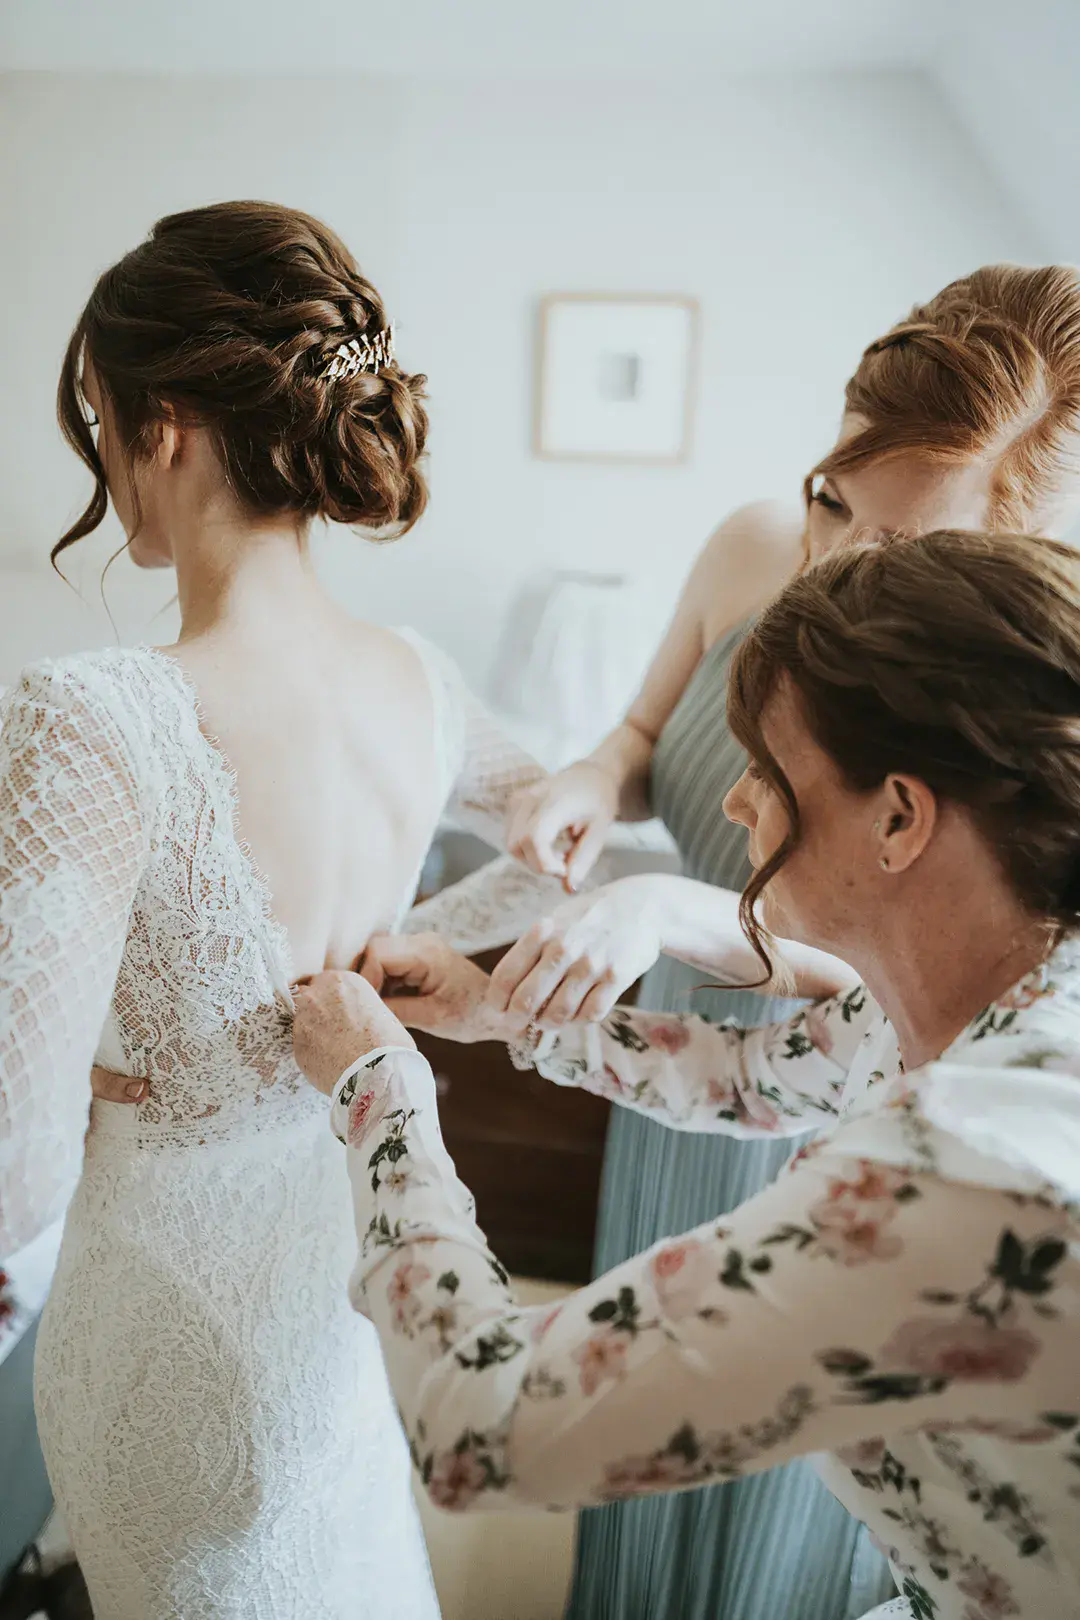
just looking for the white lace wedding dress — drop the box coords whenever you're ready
[0,635,554,1620]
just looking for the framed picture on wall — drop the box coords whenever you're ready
[534,293,698,463]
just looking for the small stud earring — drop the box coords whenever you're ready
[880,856,889,870]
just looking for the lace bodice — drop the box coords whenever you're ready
[1,632,552,1619]
[0,635,545,1254]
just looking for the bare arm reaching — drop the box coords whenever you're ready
[506,502,803,889]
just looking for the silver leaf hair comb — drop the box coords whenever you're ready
[320,325,396,382]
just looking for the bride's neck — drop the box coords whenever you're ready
[173,516,324,642]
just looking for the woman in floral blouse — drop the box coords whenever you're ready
[293,529,1080,1620]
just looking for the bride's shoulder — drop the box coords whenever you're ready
[333,617,475,753]
[9,644,163,707]
[331,618,468,709]
[387,625,460,684]
[330,614,451,674]
[3,646,187,763]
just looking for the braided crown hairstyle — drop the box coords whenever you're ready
[807,265,1080,535]
[727,529,1080,977]
[55,200,427,562]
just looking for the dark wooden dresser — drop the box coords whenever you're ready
[414,949,613,1285]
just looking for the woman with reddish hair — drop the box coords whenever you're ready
[491,266,1080,1620]
[295,527,1080,1620]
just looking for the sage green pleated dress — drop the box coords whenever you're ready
[566,622,898,1620]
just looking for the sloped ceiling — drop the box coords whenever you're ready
[1,0,1075,256]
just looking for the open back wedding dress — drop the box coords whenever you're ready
[0,634,545,1620]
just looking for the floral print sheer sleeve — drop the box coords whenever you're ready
[513,985,880,1136]
[334,946,1080,1620]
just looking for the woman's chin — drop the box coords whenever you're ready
[129,544,175,571]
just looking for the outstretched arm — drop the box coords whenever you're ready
[291,981,1062,1517]
[506,501,803,886]
[513,986,875,1136]
[362,934,876,1137]
[484,874,856,1030]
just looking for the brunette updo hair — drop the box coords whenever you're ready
[55,200,428,562]
[810,265,1080,534]
[728,529,1080,974]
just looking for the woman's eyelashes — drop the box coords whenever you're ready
[810,483,845,515]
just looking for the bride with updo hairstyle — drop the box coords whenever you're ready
[0,202,544,1618]
[54,200,429,558]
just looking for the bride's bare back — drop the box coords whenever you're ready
[168,612,448,977]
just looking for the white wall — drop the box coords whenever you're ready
[934,0,1080,264]
[0,69,1040,691]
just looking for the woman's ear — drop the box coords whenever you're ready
[148,405,185,471]
[874,775,936,873]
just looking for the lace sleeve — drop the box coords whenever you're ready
[404,856,577,955]
[441,669,548,849]
[398,633,557,954]
[0,666,148,1252]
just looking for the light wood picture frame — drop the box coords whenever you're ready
[534,293,699,464]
